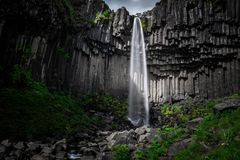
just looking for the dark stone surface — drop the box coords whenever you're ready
[214,99,240,113]
[0,0,240,103]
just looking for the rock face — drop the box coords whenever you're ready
[148,0,240,102]
[0,0,240,102]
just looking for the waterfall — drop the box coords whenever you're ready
[128,17,149,126]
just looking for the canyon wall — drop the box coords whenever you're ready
[0,0,240,102]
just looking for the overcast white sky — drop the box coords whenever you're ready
[104,0,160,15]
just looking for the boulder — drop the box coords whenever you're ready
[106,130,137,148]
[135,126,147,135]
[214,99,240,113]
[1,139,11,147]
[168,138,192,156]
[52,139,67,151]
[4,156,16,160]
[138,133,151,143]
[27,142,41,151]
[14,142,25,150]
[41,146,52,156]
[187,117,204,131]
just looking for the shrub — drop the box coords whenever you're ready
[135,149,147,160]
[11,65,32,87]
[112,144,130,160]
[145,126,185,160]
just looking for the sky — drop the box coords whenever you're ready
[104,0,160,15]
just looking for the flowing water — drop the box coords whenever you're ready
[128,17,149,126]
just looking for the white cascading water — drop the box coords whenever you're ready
[128,17,149,126]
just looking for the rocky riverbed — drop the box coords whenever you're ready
[0,122,201,160]
[1,98,239,160]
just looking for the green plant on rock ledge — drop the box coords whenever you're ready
[112,144,130,160]
[94,10,111,24]
[141,19,151,33]
[161,104,182,116]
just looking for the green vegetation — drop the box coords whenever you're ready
[147,127,185,159]
[62,0,75,22]
[0,64,129,139]
[160,99,222,125]
[79,94,128,120]
[141,19,151,33]
[161,104,182,116]
[55,0,76,25]
[112,144,130,160]
[135,149,147,160]
[134,126,186,160]
[176,109,240,160]
[0,65,94,139]
[95,10,111,24]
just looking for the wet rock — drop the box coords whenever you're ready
[4,156,16,160]
[1,139,11,147]
[55,151,66,159]
[88,142,98,147]
[81,155,95,160]
[41,146,52,156]
[98,141,107,147]
[98,131,111,136]
[31,154,46,160]
[11,150,22,159]
[14,142,25,150]
[101,152,112,160]
[168,138,192,156]
[83,148,98,157]
[27,142,41,151]
[52,139,67,151]
[0,144,5,153]
[214,99,240,113]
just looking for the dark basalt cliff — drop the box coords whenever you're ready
[0,0,240,102]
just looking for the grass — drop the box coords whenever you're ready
[0,83,93,139]
[175,108,240,160]
[155,96,240,159]
[134,126,186,160]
